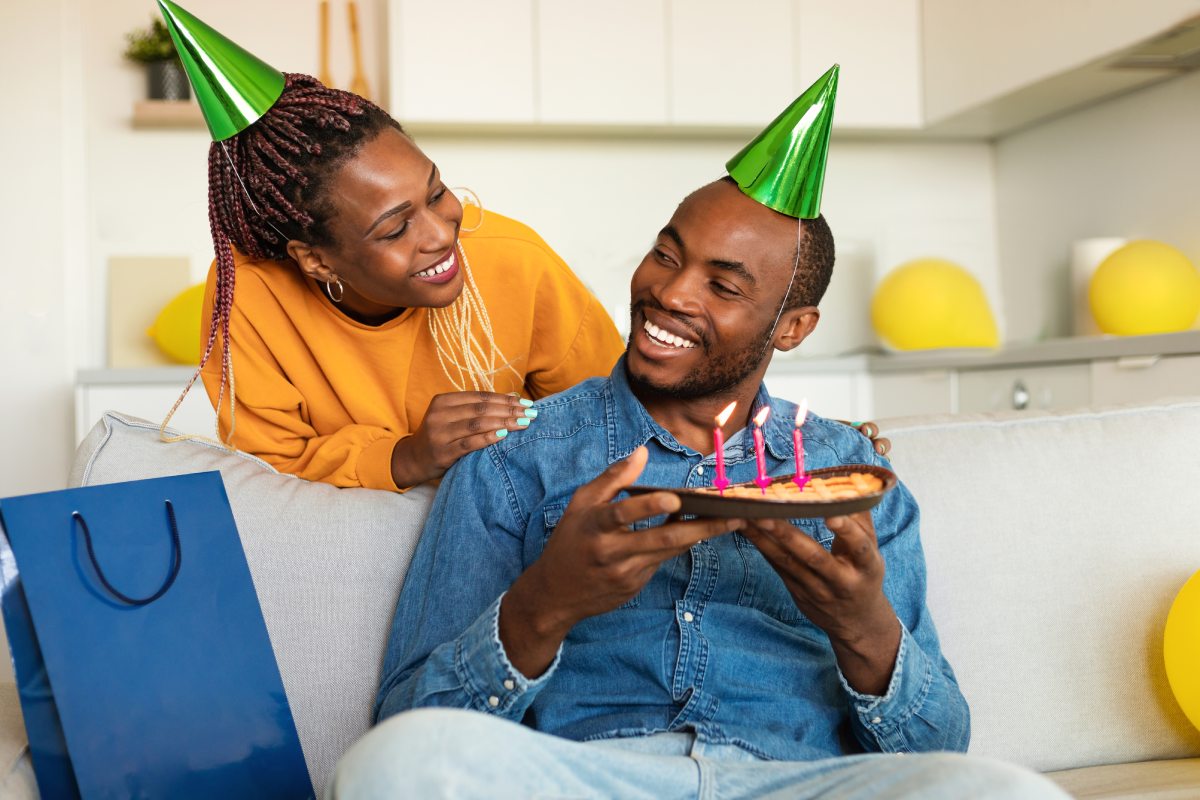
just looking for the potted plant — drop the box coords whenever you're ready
[124,17,190,101]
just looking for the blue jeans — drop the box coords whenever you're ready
[329,709,1070,799]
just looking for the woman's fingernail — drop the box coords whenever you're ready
[851,421,863,427]
[519,398,535,408]
[495,429,508,439]
[524,408,539,418]
[517,417,532,427]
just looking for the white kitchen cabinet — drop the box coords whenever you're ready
[957,363,1091,414]
[76,370,217,445]
[872,371,954,419]
[765,369,871,423]
[1091,354,1200,406]
[668,0,796,126]
[921,0,1200,129]
[388,0,536,123]
[538,0,668,124]
[795,0,922,130]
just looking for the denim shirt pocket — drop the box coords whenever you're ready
[734,518,833,625]
[542,503,642,610]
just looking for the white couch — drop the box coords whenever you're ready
[1,402,1199,798]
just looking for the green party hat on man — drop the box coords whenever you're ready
[155,0,285,141]
[726,64,839,220]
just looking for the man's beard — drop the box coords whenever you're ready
[625,301,775,400]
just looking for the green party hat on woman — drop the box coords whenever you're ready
[726,64,839,220]
[155,0,285,141]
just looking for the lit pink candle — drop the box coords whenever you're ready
[752,407,772,494]
[793,398,809,489]
[712,401,737,494]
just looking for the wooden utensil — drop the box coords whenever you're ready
[347,0,370,99]
[318,0,333,87]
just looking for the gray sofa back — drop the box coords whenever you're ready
[69,401,1200,785]
[72,413,434,793]
[884,399,1200,772]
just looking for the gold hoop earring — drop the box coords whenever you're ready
[325,278,345,303]
[453,187,485,233]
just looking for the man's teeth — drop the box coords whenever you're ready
[643,320,697,349]
[414,252,456,278]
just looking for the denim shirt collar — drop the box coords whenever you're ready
[605,356,796,464]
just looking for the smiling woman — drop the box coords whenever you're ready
[158,3,623,492]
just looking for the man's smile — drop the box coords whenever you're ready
[642,319,698,349]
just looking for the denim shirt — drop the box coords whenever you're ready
[375,358,970,760]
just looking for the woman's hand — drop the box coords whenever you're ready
[390,392,536,488]
[838,420,891,457]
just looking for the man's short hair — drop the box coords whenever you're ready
[718,175,835,310]
[786,213,835,310]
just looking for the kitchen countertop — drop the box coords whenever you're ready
[770,330,1200,374]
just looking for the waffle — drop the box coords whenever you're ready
[697,472,883,502]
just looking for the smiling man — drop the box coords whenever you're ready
[331,69,1069,799]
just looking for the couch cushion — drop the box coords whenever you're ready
[1047,758,1200,799]
[883,400,1200,773]
[0,681,33,799]
[68,413,433,794]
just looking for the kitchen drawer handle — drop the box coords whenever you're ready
[1115,355,1161,370]
[1012,380,1030,410]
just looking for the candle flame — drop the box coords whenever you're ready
[753,406,771,427]
[795,398,809,426]
[715,401,737,427]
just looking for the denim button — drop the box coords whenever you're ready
[683,612,695,623]
[488,696,500,707]
[871,716,882,725]
[696,466,705,476]
[503,679,515,691]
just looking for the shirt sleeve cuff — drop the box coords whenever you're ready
[357,434,404,492]
[837,619,932,727]
[455,594,562,716]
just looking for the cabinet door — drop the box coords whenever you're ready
[957,364,1090,413]
[872,371,954,419]
[795,0,922,129]
[389,0,536,123]
[668,0,795,126]
[921,0,1200,123]
[765,371,870,423]
[1091,354,1200,407]
[76,383,217,445]
[538,0,668,124]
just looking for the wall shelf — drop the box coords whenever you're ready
[131,100,204,130]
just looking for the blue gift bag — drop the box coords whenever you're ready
[0,471,313,799]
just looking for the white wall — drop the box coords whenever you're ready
[995,70,1200,342]
[414,133,1001,345]
[0,0,85,497]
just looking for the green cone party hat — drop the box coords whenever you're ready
[155,0,285,141]
[726,64,839,220]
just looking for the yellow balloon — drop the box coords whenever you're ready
[1089,240,1200,336]
[870,258,999,350]
[147,283,205,364]
[1164,569,1200,733]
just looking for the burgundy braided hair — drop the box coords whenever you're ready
[166,73,405,442]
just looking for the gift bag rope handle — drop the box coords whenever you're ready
[70,501,182,606]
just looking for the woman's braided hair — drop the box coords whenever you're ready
[165,73,403,441]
